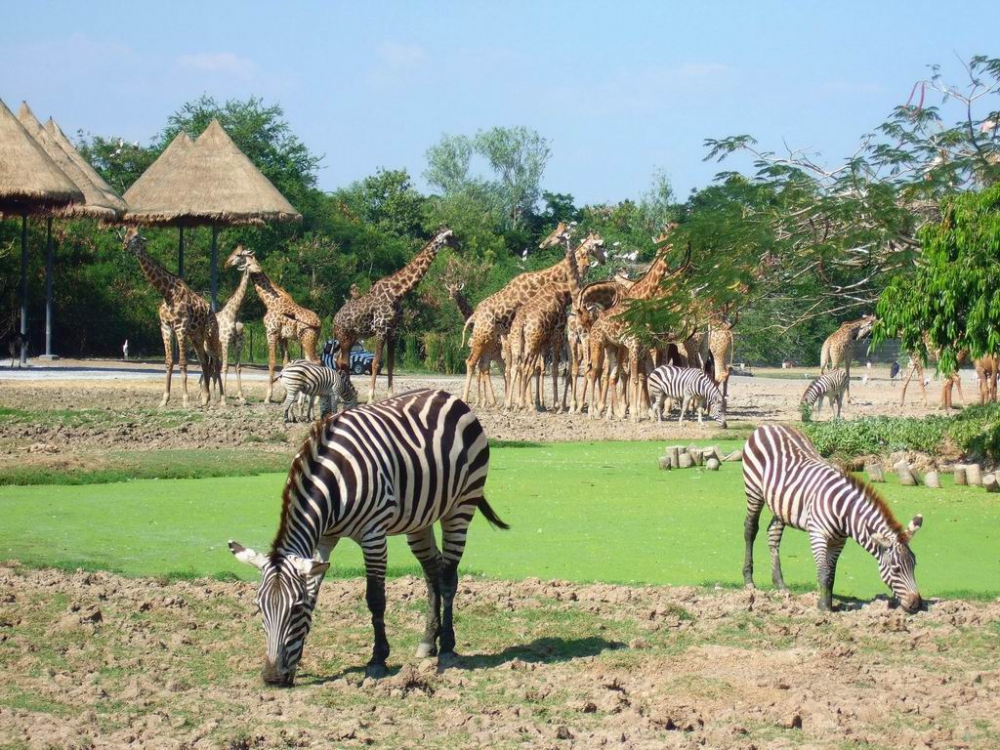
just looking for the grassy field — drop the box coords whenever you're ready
[1,440,996,601]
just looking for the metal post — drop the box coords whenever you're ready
[178,226,185,279]
[44,216,55,358]
[210,223,218,311]
[19,215,28,365]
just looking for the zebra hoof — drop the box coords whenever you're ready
[437,651,459,670]
[415,642,437,658]
[364,663,389,679]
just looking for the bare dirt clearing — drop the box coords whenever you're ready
[0,361,962,466]
[1,564,997,749]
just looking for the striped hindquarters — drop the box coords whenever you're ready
[648,365,726,425]
[802,368,848,406]
[280,361,336,399]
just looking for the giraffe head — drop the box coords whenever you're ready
[576,233,607,268]
[227,246,262,274]
[854,314,876,340]
[654,222,680,245]
[539,221,570,250]
[123,227,145,254]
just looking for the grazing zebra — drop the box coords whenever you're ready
[275,360,358,422]
[229,389,507,685]
[742,424,923,613]
[647,365,727,428]
[800,368,848,420]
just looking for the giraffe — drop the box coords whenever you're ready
[565,274,635,413]
[214,260,252,403]
[461,223,606,407]
[506,235,600,411]
[975,354,999,404]
[900,334,966,409]
[333,228,454,403]
[226,247,322,403]
[585,226,689,421]
[819,315,876,403]
[124,229,224,408]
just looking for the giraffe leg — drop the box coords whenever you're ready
[175,329,191,409]
[385,334,396,398]
[233,331,246,404]
[369,337,385,403]
[191,337,211,408]
[407,528,442,658]
[265,333,279,403]
[462,345,480,404]
[551,342,562,412]
[160,323,174,408]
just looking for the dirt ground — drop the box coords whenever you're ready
[1,563,997,750]
[0,359,963,461]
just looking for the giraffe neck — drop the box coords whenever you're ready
[249,270,287,310]
[627,254,671,300]
[450,290,474,321]
[378,240,440,300]
[220,269,251,323]
[132,245,182,300]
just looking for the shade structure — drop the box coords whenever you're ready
[0,97,83,364]
[17,102,127,358]
[124,119,301,308]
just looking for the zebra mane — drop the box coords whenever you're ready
[843,472,905,541]
[270,420,329,557]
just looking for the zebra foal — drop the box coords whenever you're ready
[275,360,358,422]
[229,389,508,685]
[742,424,923,613]
[647,365,727,428]
[801,368,848,420]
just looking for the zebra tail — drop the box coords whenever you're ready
[477,497,510,530]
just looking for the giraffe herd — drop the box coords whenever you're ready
[122,223,996,421]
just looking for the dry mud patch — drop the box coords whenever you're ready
[1,564,998,749]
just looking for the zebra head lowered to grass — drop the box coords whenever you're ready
[800,368,848,421]
[742,424,922,613]
[647,365,727,428]
[274,360,358,423]
[229,389,508,686]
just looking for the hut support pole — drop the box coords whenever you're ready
[210,223,218,311]
[19,215,28,365]
[178,226,185,279]
[43,217,55,358]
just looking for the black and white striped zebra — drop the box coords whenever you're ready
[275,360,358,422]
[647,365,727,428]
[742,424,923,613]
[801,368,848,420]
[229,389,508,685]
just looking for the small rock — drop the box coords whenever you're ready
[706,458,720,471]
[783,713,803,730]
[556,725,573,740]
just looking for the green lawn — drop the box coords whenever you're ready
[1,441,996,600]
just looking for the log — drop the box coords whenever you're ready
[722,449,743,462]
[689,449,704,466]
[983,474,999,493]
[678,453,694,469]
[865,463,885,483]
[923,471,941,489]
[967,463,983,487]
[953,465,968,486]
[658,456,672,471]
[706,458,721,471]
[895,460,917,486]
[669,446,681,469]
[703,446,719,462]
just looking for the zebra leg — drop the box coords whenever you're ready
[281,390,296,423]
[407,528,442,658]
[810,531,840,612]
[742,491,765,588]
[767,517,789,590]
[437,510,475,665]
[361,533,391,678]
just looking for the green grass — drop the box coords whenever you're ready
[1,440,997,600]
[0,448,292,486]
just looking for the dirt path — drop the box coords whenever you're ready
[1,563,997,749]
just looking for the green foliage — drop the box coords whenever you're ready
[801,403,1000,462]
[875,184,1000,373]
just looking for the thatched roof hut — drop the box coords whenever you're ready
[124,119,301,226]
[0,97,82,215]
[16,102,124,221]
[45,117,127,219]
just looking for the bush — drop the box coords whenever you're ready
[422,332,466,374]
[801,403,1000,462]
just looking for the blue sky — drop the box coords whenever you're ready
[2,1,995,205]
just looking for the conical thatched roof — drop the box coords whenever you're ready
[45,117,127,218]
[16,102,123,221]
[0,97,82,216]
[124,119,301,227]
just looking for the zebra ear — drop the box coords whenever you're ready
[288,555,330,579]
[229,540,268,570]
[905,514,923,540]
[871,531,895,550]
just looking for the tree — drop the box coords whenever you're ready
[424,134,474,195]
[341,168,426,237]
[75,136,157,194]
[874,183,1000,374]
